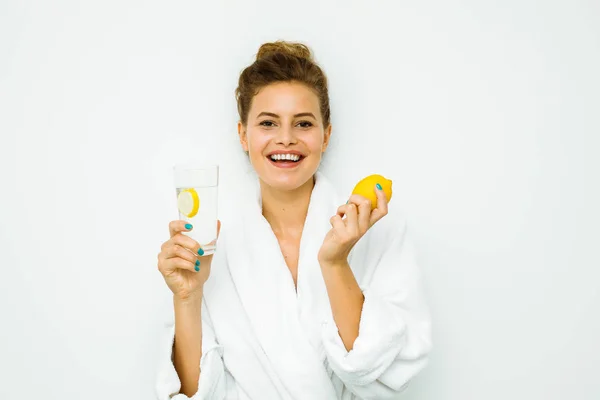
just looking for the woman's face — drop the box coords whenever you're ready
[238,81,331,192]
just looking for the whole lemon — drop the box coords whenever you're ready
[351,174,393,210]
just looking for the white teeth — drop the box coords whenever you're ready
[270,153,301,162]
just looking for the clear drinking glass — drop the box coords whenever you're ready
[173,164,219,255]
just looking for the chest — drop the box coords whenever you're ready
[273,233,301,288]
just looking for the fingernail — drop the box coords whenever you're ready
[376,183,382,190]
[185,223,193,230]
[198,248,204,256]
[195,259,200,267]
[195,265,200,272]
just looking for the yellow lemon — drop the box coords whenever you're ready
[177,188,200,218]
[351,174,393,210]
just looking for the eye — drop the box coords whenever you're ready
[260,120,276,127]
[297,121,314,128]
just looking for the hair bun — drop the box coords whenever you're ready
[256,41,313,61]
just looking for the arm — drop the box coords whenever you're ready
[156,220,229,399]
[320,261,364,351]
[173,293,203,396]
[156,294,230,400]
[321,220,432,399]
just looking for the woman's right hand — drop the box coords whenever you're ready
[157,220,221,301]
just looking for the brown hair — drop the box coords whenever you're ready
[235,41,331,127]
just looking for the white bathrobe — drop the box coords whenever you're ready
[156,172,432,400]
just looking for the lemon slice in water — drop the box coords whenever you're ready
[177,188,200,218]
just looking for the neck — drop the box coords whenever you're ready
[260,175,315,235]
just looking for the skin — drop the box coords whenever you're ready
[237,82,332,286]
[157,81,389,396]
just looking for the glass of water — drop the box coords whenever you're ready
[173,164,219,255]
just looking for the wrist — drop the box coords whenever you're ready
[174,290,204,307]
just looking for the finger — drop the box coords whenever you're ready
[347,194,370,209]
[344,203,359,235]
[169,220,193,238]
[337,199,363,219]
[347,194,372,232]
[357,197,372,232]
[336,203,351,218]
[329,214,346,234]
[170,233,205,256]
[371,184,389,224]
[163,244,200,267]
[163,256,199,274]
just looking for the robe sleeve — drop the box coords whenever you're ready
[155,300,234,400]
[321,218,433,399]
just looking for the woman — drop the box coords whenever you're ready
[156,41,432,400]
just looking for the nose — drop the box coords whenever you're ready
[275,125,297,146]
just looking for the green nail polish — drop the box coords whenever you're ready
[198,248,204,256]
[376,183,382,190]
[195,260,200,267]
[185,223,193,230]
[195,265,200,272]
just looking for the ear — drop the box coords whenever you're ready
[238,121,249,152]
[322,124,332,153]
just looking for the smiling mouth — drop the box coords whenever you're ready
[267,154,306,168]
[268,153,303,162]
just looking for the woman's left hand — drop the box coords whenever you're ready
[318,185,389,266]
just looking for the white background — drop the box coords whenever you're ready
[1,1,599,399]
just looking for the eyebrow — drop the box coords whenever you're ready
[257,112,317,119]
